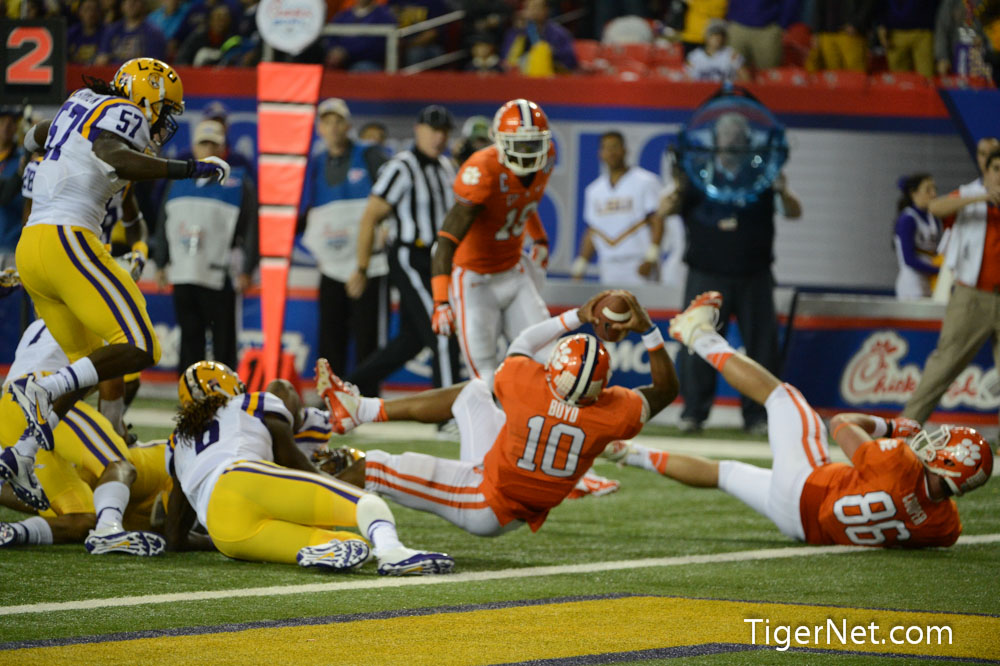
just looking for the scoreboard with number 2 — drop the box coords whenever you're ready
[0,19,66,105]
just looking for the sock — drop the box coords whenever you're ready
[354,494,403,556]
[691,332,736,371]
[93,481,130,531]
[99,396,126,435]
[357,397,387,424]
[625,444,670,474]
[20,516,53,545]
[37,357,99,399]
[12,433,42,459]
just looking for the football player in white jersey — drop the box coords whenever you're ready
[2,57,230,508]
[0,318,167,555]
[165,362,454,575]
[572,131,665,285]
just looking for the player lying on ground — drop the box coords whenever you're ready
[0,319,170,555]
[2,57,230,512]
[165,362,453,574]
[318,290,679,536]
[610,291,994,547]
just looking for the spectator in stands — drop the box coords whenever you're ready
[199,101,255,175]
[661,112,802,434]
[572,132,664,285]
[501,0,577,76]
[0,105,24,271]
[601,15,654,44]
[390,0,449,67]
[934,0,996,79]
[903,142,1000,424]
[593,0,648,42]
[685,20,751,81]
[99,0,120,26]
[154,120,258,376]
[806,0,876,73]
[893,173,941,300]
[359,121,389,148]
[726,0,800,71]
[67,0,105,65]
[299,98,390,397]
[463,0,513,51]
[876,0,938,78]
[95,0,166,65]
[147,0,203,60]
[677,0,727,55]
[177,4,249,66]
[325,0,398,71]
[466,32,503,72]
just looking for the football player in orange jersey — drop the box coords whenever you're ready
[609,291,994,548]
[430,98,554,387]
[316,290,679,536]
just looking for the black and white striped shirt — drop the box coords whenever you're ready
[371,148,456,248]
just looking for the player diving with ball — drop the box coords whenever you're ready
[316,290,679,536]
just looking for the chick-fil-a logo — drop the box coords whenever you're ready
[840,331,1000,410]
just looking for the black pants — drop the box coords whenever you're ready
[677,266,779,427]
[173,282,237,375]
[318,273,388,396]
[348,245,462,393]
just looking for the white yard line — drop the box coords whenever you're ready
[2,534,997,617]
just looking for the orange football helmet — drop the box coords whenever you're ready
[491,98,551,176]
[910,425,994,496]
[545,333,612,406]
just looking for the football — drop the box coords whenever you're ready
[591,293,632,342]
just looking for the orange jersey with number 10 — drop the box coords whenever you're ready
[481,355,646,531]
[452,144,556,274]
[800,439,961,547]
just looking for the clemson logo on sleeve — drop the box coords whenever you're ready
[461,165,481,186]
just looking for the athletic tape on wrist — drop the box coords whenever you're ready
[642,326,664,351]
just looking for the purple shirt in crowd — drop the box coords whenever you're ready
[727,0,801,28]
[326,5,397,67]
[99,20,167,63]
[882,0,939,30]
[67,25,104,64]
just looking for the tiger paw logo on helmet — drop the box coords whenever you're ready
[544,334,611,407]
[954,439,982,467]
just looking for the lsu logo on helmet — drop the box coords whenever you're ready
[179,361,246,404]
[544,333,611,407]
[113,57,185,146]
[910,425,994,496]
[491,99,551,177]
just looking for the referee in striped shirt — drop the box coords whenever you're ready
[346,105,463,392]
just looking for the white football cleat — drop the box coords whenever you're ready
[377,546,454,576]
[0,522,17,547]
[315,358,362,434]
[84,526,166,556]
[297,538,371,571]
[601,440,632,464]
[7,374,55,451]
[668,291,722,349]
[568,470,620,499]
[0,445,49,511]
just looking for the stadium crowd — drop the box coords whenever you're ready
[7,0,997,84]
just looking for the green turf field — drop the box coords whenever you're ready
[1,406,998,664]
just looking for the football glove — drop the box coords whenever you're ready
[530,242,548,270]
[888,417,922,439]
[431,302,455,337]
[122,248,147,280]
[0,268,21,299]
[191,156,230,186]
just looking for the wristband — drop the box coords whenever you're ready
[644,244,659,263]
[641,325,664,351]
[121,212,144,229]
[869,416,889,438]
[570,256,588,278]
[437,230,460,245]
[558,308,582,331]
[431,274,450,302]
[130,240,149,259]
[23,128,40,153]
[166,158,194,179]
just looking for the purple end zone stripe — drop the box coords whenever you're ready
[74,231,154,354]
[57,227,135,347]
[226,463,362,504]
[71,407,125,461]
[62,412,110,466]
